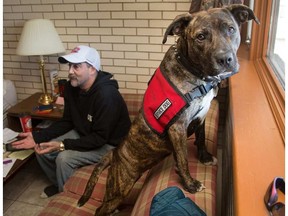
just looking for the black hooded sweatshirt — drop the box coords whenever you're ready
[32,71,131,151]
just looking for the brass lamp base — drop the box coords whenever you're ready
[38,93,53,105]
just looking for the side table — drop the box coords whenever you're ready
[7,92,63,132]
[4,92,63,183]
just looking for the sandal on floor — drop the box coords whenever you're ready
[264,177,285,216]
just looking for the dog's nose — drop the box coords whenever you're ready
[216,52,234,67]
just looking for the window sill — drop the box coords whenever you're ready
[229,45,285,215]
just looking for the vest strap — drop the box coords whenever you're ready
[184,82,215,103]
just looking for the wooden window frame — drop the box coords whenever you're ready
[250,0,285,142]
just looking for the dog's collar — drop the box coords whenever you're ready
[174,46,206,80]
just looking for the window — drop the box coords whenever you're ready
[250,0,285,141]
[267,0,287,89]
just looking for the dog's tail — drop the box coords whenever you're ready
[77,150,113,207]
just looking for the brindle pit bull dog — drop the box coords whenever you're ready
[78,4,259,215]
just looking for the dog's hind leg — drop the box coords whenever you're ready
[194,120,217,165]
[168,124,204,193]
[95,193,125,216]
[77,150,113,207]
[95,164,139,216]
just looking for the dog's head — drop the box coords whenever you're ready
[163,4,260,79]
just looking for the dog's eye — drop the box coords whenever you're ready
[196,33,206,41]
[228,26,235,35]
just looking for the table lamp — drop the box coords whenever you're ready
[16,19,65,105]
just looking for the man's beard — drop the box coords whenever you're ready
[69,75,79,87]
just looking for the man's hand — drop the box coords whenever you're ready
[34,141,61,155]
[12,132,36,149]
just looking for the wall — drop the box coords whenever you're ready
[3,0,191,101]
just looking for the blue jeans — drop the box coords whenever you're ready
[36,130,114,192]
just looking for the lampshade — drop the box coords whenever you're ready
[16,19,65,105]
[16,19,65,56]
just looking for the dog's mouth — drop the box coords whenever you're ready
[205,70,238,83]
[208,60,239,80]
[219,70,238,79]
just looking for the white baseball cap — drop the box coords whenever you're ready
[58,45,101,71]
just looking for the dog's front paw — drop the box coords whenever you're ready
[185,179,206,193]
[203,156,217,166]
[198,150,217,166]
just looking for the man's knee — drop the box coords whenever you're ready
[55,151,72,166]
[36,151,58,162]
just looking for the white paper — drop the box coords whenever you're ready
[50,69,59,96]
[3,158,17,177]
[3,128,19,144]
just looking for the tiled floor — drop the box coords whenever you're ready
[3,157,53,216]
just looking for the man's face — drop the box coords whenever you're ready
[68,62,92,89]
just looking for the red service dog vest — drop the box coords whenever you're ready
[143,67,188,136]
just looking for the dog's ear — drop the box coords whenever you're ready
[226,4,260,26]
[162,13,193,44]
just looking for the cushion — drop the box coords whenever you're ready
[38,192,101,216]
[42,166,148,216]
[64,164,148,206]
